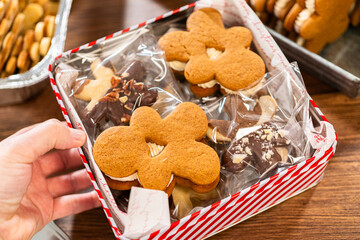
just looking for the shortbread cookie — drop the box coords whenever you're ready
[158,8,265,97]
[222,122,290,174]
[93,102,220,195]
[23,3,43,31]
[74,58,115,110]
[10,35,23,56]
[39,36,51,56]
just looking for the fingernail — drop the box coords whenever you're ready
[71,129,86,142]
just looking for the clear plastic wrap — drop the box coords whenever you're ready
[55,28,185,143]
[169,62,317,219]
[51,1,336,234]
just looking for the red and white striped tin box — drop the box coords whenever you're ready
[48,1,337,239]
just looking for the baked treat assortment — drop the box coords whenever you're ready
[0,0,58,77]
[60,7,298,221]
[206,94,290,174]
[249,0,360,53]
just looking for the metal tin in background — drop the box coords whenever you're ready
[268,28,360,98]
[0,0,73,106]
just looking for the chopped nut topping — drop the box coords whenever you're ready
[124,103,133,111]
[129,79,135,89]
[226,123,291,174]
[245,146,252,155]
[263,129,271,134]
[106,91,119,100]
[133,82,144,90]
[274,132,279,139]
[123,81,131,90]
[119,96,128,103]
[232,154,247,164]
[266,132,273,141]
[111,76,121,87]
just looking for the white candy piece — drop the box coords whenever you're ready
[124,187,170,239]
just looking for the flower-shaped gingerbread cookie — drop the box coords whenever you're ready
[93,102,220,195]
[158,8,265,97]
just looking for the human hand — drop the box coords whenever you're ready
[0,119,100,240]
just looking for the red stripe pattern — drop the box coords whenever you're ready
[47,2,337,239]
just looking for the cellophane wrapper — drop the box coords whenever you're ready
[52,0,336,233]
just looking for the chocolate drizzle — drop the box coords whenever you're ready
[222,122,290,174]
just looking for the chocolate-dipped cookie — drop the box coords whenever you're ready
[83,60,157,137]
[206,95,278,144]
[115,60,145,81]
[222,122,290,174]
[224,95,277,127]
[87,77,157,125]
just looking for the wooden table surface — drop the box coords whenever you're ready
[1,0,359,239]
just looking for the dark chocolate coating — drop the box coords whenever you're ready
[222,122,289,174]
[87,78,157,127]
[208,119,240,141]
[84,60,157,137]
[115,60,145,82]
[224,95,262,127]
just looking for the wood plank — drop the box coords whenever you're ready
[0,0,359,239]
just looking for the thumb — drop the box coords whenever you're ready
[4,119,86,164]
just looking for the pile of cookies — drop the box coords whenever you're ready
[66,7,296,220]
[248,0,360,53]
[0,0,58,78]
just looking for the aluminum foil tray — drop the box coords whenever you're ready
[0,0,72,106]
